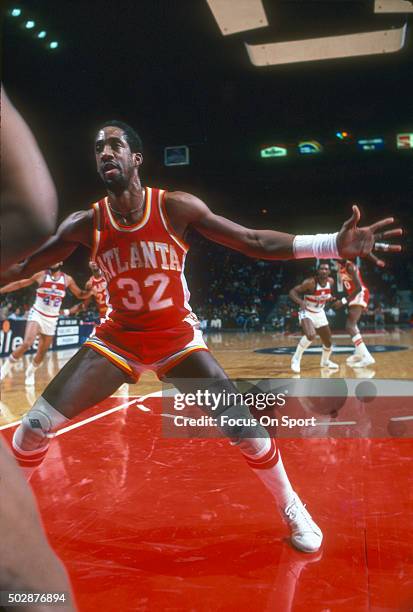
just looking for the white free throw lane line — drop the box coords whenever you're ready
[390,415,413,422]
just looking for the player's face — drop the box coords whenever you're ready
[317,264,330,281]
[95,126,140,193]
[89,261,100,276]
[50,262,63,272]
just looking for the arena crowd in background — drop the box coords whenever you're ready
[2,238,411,332]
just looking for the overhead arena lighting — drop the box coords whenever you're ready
[37,30,47,39]
[375,0,413,12]
[245,24,407,66]
[10,8,22,17]
[24,20,35,29]
[49,41,59,49]
[206,0,268,35]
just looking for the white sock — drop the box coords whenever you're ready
[294,336,312,361]
[352,333,370,358]
[236,438,294,509]
[321,345,332,364]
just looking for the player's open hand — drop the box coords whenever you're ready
[337,205,402,267]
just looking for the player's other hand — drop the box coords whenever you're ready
[337,205,402,267]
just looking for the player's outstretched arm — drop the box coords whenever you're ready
[1,87,58,270]
[66,276,93,300]
[0,211,93,284]
[0,272,44,294]
[289,279,313,310]
[166,193,402,264]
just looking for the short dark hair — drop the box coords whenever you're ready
[100,120,143,153]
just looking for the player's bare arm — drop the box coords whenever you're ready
[165,193,402,263]
[289,278,315,310]
[66,275,93,300]
[1,210,94,283]
[0,271,45,294]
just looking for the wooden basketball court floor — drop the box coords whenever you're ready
[1,329,412,611]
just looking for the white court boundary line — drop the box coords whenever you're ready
[54,398,138,436]
[0,391,164,434]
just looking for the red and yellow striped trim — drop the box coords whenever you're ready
[90,201,101,262]
[105,187,151,232]
[84,339,135,379]
[158,346,209,378]
[159,190,189,253]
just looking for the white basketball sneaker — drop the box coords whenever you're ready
[283,493,323,553]
[291,356,301,373]
[25,363,36,386]
[351,355,375,368]
[346,353,360,364]
[320,359,339,369]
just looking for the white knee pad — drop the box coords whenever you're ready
[13,397,69,452]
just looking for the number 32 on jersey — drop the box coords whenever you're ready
[117,273,173,312]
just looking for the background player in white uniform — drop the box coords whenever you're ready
[289,263,339,373]
[0,263,90,385]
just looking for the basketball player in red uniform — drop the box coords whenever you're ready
[85,260,109,322]
[289,263,338,373]
[0,263,90,385]
[2,121,401,553]
[335,259,375,367]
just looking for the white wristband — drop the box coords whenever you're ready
[63,309,70,316]
[293,232,339,259]
[341,297,348,305]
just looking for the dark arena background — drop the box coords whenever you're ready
[1,1,412,611]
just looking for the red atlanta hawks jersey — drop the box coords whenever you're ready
[34,271,67,317]
[338,262,366,296]
[90,187,192,331]
[89,275,109,317]
[303,280,332,313]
